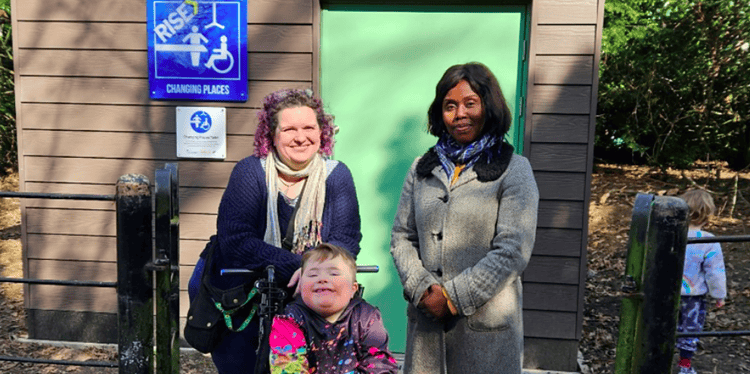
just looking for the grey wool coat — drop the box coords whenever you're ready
[390,143,539,374]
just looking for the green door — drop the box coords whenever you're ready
[321,5,527,352]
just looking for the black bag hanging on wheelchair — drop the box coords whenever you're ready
[184,236,261,353]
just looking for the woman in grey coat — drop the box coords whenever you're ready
[390,62,539,374]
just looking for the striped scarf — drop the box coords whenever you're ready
[434,133,500,181]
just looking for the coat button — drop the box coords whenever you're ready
[436,232,443,240]
[439,195,449,203]
[188,315,193,321]
[233,298,239,304]
[206,322,212,327]
[436,268,443,277]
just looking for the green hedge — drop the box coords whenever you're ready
[597,0,750,169]
[0,0,15,173]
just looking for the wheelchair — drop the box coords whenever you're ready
[219,264,378,374]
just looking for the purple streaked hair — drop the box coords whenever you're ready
[253,88,335,158]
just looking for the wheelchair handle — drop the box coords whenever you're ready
[220,268,259,276]
[221,265,379,275]
[356,265,379,273]
[265,265,275,283]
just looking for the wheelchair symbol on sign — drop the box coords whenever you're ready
[204,35,234,74]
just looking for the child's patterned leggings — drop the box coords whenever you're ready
[676,295,706,357]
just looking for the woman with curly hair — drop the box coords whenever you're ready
[188,88,362,373]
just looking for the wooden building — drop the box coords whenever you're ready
[11,0,604,371]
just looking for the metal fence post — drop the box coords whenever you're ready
[640,196,689,373]
[116,174,154,374]
[615,194,689,374]
[155,164,180,374]
[167,163,180,373]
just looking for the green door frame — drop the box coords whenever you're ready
[313,0,532,153]
[313,1,532,353]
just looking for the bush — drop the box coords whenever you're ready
[597,0,750,169]
[0,0,15,173]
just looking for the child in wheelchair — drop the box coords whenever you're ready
[268,243,398,373]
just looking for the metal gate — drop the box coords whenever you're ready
[0,164,181,374]
[614,193,750,374]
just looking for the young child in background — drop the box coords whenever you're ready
[269,243,398,374]
[676,189,727,374]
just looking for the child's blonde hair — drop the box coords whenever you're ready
[301,243,357,282]
[679,188,715,227]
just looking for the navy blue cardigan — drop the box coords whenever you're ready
[212,156,362,289]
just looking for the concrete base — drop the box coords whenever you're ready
[16,338,581,374]
[389,353,579,374]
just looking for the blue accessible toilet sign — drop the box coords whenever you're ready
[176,107,227,159]
[147,0,248,102]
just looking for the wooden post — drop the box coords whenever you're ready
[116,174,153,374]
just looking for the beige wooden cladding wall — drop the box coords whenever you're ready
[15,0,314,320]
[522,0,602,368]
[16,0,603,367]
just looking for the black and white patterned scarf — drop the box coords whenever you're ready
[434,133,500,181]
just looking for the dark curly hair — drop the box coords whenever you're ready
[427,62,512,139]
[253,88,335,158]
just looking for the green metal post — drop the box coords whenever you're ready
[615,194,689,374]
[116,174,153,374]
[615,193,654,374]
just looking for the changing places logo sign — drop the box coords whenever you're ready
[147,0,247,101]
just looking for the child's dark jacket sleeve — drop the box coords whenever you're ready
[356,305,398,374]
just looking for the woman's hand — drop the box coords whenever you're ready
[287,268,302,296]
[418,284,451,321]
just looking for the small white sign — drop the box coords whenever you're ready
[176,106,226,159]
